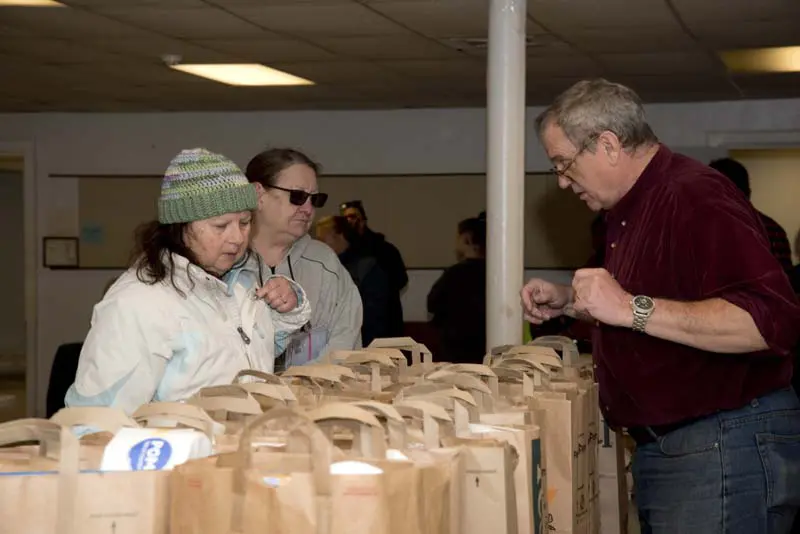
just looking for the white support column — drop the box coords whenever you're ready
[486,0,527,350]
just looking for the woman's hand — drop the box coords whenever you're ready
[257,277,298,313]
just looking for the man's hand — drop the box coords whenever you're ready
[572,268,632,327]
[520,278,573,324]
[257,277,298,313]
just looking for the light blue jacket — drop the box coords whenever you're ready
[66,251,311,415]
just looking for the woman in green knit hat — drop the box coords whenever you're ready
[66,148,311,415]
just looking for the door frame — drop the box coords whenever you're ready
[0,141,37,417]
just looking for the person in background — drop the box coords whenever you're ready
[427,213,487,363]
[315,215,397,345]
[339,199,409,293]
[521,79,800,534]
[709,157,793,275]
[339,199,407,337]
[66,148,310,415]
[246,148,363,368]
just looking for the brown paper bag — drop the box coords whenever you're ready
[0,418,170,534]
[172,407,432,534]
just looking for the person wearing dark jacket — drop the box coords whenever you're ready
[427,214,487,364]
[315,215,402,345]
[709,157,794,275]
[339,200,409,293]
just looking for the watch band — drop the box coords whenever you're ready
[631,295,655,333]
[632,312,648,333]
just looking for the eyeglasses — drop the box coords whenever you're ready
[267,184,328,208]
[550,135,598,179]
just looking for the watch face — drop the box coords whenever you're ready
[634,296,654,311]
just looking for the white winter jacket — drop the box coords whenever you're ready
[65,251,311,415]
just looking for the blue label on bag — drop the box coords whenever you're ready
[128,438,172,471]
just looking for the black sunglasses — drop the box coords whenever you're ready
[267,184,328,208]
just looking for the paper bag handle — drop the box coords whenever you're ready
[232,369,284,385]
[348,401,407,450]
[282,364,354,382]
[437,363,497,378]
[495,347,563,371]
[425,371,492,395]
[367,336,433,367]
[529,336,579,366]
[307,403,388,458]
[238,381,296,404]
[133,401,218,437]
[231,408,333,533]
[0,419,79,534]
[50,407,140,434]
[188,385,263,416]
[393,399,452,449]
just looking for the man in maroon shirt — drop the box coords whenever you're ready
[521,79,800,534]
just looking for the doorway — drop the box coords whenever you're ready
[0,143,36,421]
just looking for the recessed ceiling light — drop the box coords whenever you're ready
[169,63,314,87]
[720,46,800,73]
[0,0,65,6]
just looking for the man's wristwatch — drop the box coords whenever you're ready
[631,295,655,333]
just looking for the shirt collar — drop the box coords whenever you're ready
[606,144,672,223]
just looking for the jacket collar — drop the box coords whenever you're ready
[167,250,260,296]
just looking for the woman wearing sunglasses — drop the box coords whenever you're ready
[65,148,311,415]
[246,148,363,368]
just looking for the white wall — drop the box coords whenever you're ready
[2,97,800,414]
[0,171,25,361]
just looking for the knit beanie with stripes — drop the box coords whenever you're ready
[158,148,258,224]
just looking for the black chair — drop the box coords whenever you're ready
[45,342,82,417]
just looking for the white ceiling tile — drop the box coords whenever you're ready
[76,36,238,63]
[0,7,150,38]
[309,35,462,60]
[0,0,797,111]
[567,27,698,53]
[612,74,736,94]
[0,24,36,37]
[526,55,604,77]
[369,1,488,38]
[600,52,723,75]
[0,38,123,63]
[669,0,800,22]
[691,20,800,50]
[379,58,486,79]
[267,60,407,85]
[191,38,337,62]
[530,0,678,30]
[92,6,268,38]
[62,0,204,6]
[204,0,351,4]
[227,4,408,37]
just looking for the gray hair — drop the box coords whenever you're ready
[535,79,658,151]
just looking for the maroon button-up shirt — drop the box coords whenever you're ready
[595,145,800,428]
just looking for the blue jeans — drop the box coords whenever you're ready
[632,387,800,534]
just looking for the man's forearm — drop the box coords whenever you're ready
[643,297,768,353]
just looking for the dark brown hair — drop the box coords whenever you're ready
[130,220,199,296]
[458,214,487,255]
[245,148,320,187]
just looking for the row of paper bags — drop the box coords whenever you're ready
[0,335,604,534]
